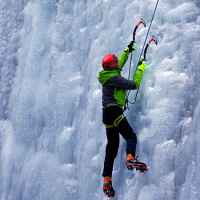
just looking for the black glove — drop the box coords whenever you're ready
[127,41,135,53]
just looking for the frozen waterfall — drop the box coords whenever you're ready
[0,0,200,199]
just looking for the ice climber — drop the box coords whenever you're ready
[98,41,148,198]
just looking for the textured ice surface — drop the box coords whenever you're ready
[0,0,200,199]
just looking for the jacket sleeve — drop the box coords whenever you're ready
[118,49,129,70]
[105,75,137,90]
[133,70,143,89]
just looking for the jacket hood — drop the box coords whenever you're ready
[98,70,121,84]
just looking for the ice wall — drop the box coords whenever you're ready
[0,0,200,200]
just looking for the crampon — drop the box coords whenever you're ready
[103,181,115,198]
[126,157,148,173]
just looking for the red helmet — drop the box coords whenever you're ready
[102,54,118,70]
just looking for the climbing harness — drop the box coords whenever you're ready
[105,115,125,128]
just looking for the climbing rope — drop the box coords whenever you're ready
[125,0,160,109]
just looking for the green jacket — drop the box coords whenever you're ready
[98,50,143,108]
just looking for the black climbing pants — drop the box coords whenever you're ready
[102,106,137,177]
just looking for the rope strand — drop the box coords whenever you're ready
[126,0,160,106]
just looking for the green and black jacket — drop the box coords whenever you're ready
[98,49,143,109]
